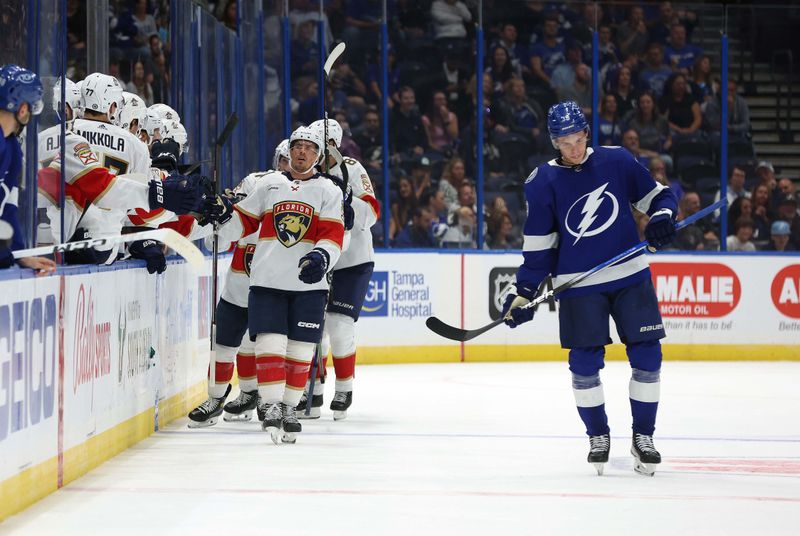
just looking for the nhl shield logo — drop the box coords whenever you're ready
[274,201,314,247]
[244,244,256,276]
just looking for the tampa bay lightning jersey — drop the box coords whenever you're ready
[518,146,678,298]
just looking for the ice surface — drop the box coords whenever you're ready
[3,361,799,535]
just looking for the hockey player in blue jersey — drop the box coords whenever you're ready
[502,101,678,476]
[0,65,56,275]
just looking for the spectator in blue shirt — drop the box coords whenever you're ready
[664,23,702,73]
[393,207,437,248]
[639,42,672,98]
[529,13,565,88]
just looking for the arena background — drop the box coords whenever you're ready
[1,0,799,522]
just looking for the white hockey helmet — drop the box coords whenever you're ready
[290,126,323,163]
[149,103,180,123]
[273,138,290,169]
[140,109,163,139]
[81,72,124,124]
[119,91,146,133]
[162,119,188,154]
[310,118,343,148]
[52,77,82,120]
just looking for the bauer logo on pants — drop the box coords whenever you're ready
[273,201,313,247]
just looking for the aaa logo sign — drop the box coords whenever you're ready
[651,263,740,317]
[771,265,800,319]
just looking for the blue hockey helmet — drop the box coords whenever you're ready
[547,101,588,146]
[0,64,44,116]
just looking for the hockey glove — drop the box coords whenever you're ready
[150,139,181,172]
[501,283,537,328]
[298,248,330,284]
[0,248,13,269]
[128,239,167,274]
[63,227,99,265]
[149,174,207,215]
[200,190,238,226]
[644,209,676,251]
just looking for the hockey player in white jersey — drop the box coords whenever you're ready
[70,73,152,264]
[202,126,345,443]
[149,103,180,123]
[187,140,291,427]
[119,91,147,136]
[297,119,379,420]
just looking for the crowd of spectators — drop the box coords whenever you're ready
[57,0,799,251]
[281,0,789,250]
[63,1,173,105]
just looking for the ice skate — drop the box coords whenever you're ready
[187,384,232,428]
[223,389,259,422]
[260,402,283,445]
[587,434,610,475]
[631,433,661,476]
[330,391,352,421]
[296,391,323,419]
[281,403,302,443]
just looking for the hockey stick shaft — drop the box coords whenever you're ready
[210,113,239,360]
[426,198,727,342]
[13,228,205,270]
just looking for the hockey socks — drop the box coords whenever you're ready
[284,340,316,408]
[236,351,257,392]
[333,352,355,393]
[255,333,288,404]
[209,344,236,398]
[572,373,610,436]
[629,368,660,436]
[327,313,356,392]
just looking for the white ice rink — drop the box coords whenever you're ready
[3,361,799,535]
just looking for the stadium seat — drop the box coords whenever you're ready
[680,161,718,187]
[672,139,713,170]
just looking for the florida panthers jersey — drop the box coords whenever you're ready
[328,156,379,269]
[218,171,345,293]
[519,146,678,298]
[37,127,152,242]
[70,118,152,258]
[220,171,279,307]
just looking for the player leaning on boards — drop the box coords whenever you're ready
[187,140,292,428]
[0,64,57,275]
[203,126,347,444]
[502,101,678,476]
[296,119,380,420]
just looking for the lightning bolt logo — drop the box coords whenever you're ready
[565,182,619,244]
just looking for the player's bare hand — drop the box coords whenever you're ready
[18,256,57,276]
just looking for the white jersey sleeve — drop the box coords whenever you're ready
[334,157,379,269]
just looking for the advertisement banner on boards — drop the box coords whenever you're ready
[0,276,59,482]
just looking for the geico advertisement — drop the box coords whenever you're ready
[362,253,800,347]
[0,277,60,481]
[357,253,461,345]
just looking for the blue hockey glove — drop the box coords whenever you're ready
[645,209,676,250]
[128,239,167,274]
[298,248,330,284]
[150,138,181,172]
[0,248,13,269]
[200,190,238,226]
[149,174,207,215]
[501,283,537,328]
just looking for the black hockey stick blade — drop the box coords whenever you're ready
[216,113,239,148]
[425,316,504,343]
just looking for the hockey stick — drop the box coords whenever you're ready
[426,198,727,342]
[209,113,239,395]
[13,228,205,270]
[306,43,347,412]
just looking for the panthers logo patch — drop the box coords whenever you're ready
[274,201,314,247]
[74,142,98,166]
[243,244,256,276]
